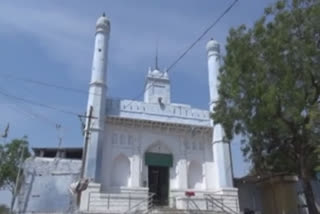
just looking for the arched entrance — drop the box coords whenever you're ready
[144,143,173,206]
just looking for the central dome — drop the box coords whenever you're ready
[152,69,161,75]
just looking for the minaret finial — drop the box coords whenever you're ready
[155,41,159,70]
[102,12,106,17]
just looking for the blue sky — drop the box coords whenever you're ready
[0,0,276,205]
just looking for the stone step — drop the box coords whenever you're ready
[150,207,227,214]
[81,206,229,214]
[87,191,149,213]
[81,212,229,214]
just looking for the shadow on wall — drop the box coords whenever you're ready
[22,174,78,212]
[111,154,131,190]
[312,181,320,212]
[16,157,81,213]
[188,161,203,189]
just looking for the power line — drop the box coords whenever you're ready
[0,86,79,150]
[0,73,102,96]
[0,85,73,149]
[9,102,58,127]
[124,0,239,107]
[0,0,239,118]
[166,0,239,72]
[0,88,81,117]
[0,85,59,127]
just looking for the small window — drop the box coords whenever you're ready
[98,49,102,52]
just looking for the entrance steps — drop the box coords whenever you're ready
[82,194,238,214]
[149,207,229,214]
[80,183,239,214]
[80,208,229,214]
[86,192,148,213]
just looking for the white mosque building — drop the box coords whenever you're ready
[16,14,239,214]
[79,13,239,213]
[17,13,320,214]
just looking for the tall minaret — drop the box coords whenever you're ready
[84,13,110,181]
[206,39,233,188]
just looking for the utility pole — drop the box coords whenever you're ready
[2,123,9,144]
[56,124,63,149]
[76,106,94,206]
[10,143,26,214]
[80,105,94,179]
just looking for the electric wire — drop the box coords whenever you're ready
[10,103,57,127]
[0,88,81,117]
[124,0,239,108]
[0,73,102,96]
[0,85,75,150]
[0,0,239,117]
[167,0,239,72]
[0,82,61,128]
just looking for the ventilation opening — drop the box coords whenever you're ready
[43,150,57,158]
[66,150,83,159]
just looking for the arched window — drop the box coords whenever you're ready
[111,154,130,187]
[188,161,203,189]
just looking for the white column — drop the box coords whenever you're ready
[206,39,233,188]
[178,159,188,189]
[84,14,110,181]
[131,154,141,187]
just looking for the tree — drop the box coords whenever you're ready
[315,146,320,179]
[0,137,30,209]
[212,0,320,213]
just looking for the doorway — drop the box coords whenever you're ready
[148,166,169,206]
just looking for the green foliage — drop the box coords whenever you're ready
[213,0,320,176]
[0,138,30,194]
[213,1,320,210]
[315,146,320,172]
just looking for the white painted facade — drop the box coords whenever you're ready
[80,14,239,213]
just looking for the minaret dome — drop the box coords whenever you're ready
[206,38,220,53]
[96,13,110,33]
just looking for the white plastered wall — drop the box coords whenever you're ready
[99,122,214,193]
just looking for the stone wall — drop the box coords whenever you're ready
[15,157,81,213]
[236,176,320,214]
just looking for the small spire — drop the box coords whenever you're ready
[155,42,159,70]
[102,12,106,17]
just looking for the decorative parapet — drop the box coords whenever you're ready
[106,98,211,127]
